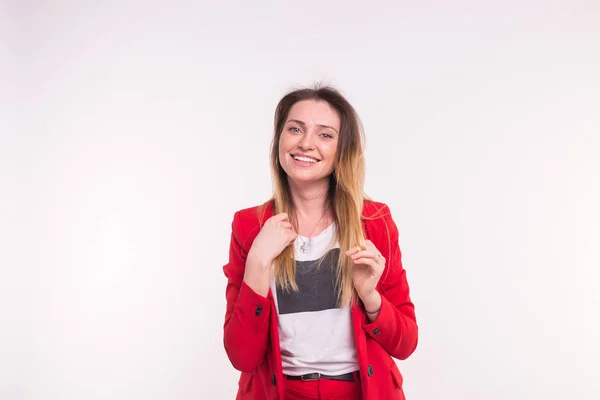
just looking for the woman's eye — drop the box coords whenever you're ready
[289,127,301,133]
[320,133,333,139]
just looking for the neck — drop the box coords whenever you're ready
[288,177,331,219]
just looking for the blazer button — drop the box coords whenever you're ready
[372,328,380,335]
[367,365,374,377]
[271,374,276,386]
[255,305,262,316]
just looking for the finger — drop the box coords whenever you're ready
[345,244,364,256]
[273,212,289,221]
[272,212,291,222]
[351,257,381,271]
[360,241,383,260]
[349,250,378,260]
[362,240,378,252]
[279,221,293,229]
[287,229,298,238]
[288,231,298,244]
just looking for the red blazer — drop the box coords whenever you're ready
[223,199,418,400]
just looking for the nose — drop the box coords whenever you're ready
[298,131,315,150]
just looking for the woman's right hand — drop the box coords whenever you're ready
[243,213,297,296]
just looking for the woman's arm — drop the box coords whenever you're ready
[363,205,418,360]
[222,212,271,372]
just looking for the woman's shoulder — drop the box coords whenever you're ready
[233,199,275,223]
[230,199,275,243]
[362,199,401,252]
[362,198,393,219]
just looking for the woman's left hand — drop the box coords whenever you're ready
[347,240,385,308]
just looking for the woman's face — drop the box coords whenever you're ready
[278,99,341,186]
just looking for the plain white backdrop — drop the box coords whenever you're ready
[2,1,600,399]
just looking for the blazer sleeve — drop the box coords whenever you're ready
[223,211,271,372]
[363,205,418,360]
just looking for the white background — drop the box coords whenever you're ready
[2,1,600,399]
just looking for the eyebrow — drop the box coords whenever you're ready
[286,119,339,134]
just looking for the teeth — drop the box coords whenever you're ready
[293,155,318,163]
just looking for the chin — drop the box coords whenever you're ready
[289,174,330,184]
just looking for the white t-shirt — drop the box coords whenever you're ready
[270,223,359,376]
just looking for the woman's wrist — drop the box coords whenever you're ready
[246,249,272,271]
[361,291,382,314]
[244,253,272,297]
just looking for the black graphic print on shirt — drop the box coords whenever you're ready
[276,248,340,315]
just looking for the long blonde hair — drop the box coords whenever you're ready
[262,84,369,307]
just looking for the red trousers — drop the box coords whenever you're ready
[283,373,362,400]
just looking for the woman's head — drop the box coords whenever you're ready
[270,85,365,205]
[268,84,368,306]
[277,99,340,185]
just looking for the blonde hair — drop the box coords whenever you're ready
[262,84,370,307]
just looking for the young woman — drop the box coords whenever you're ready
[223,85,418,400]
